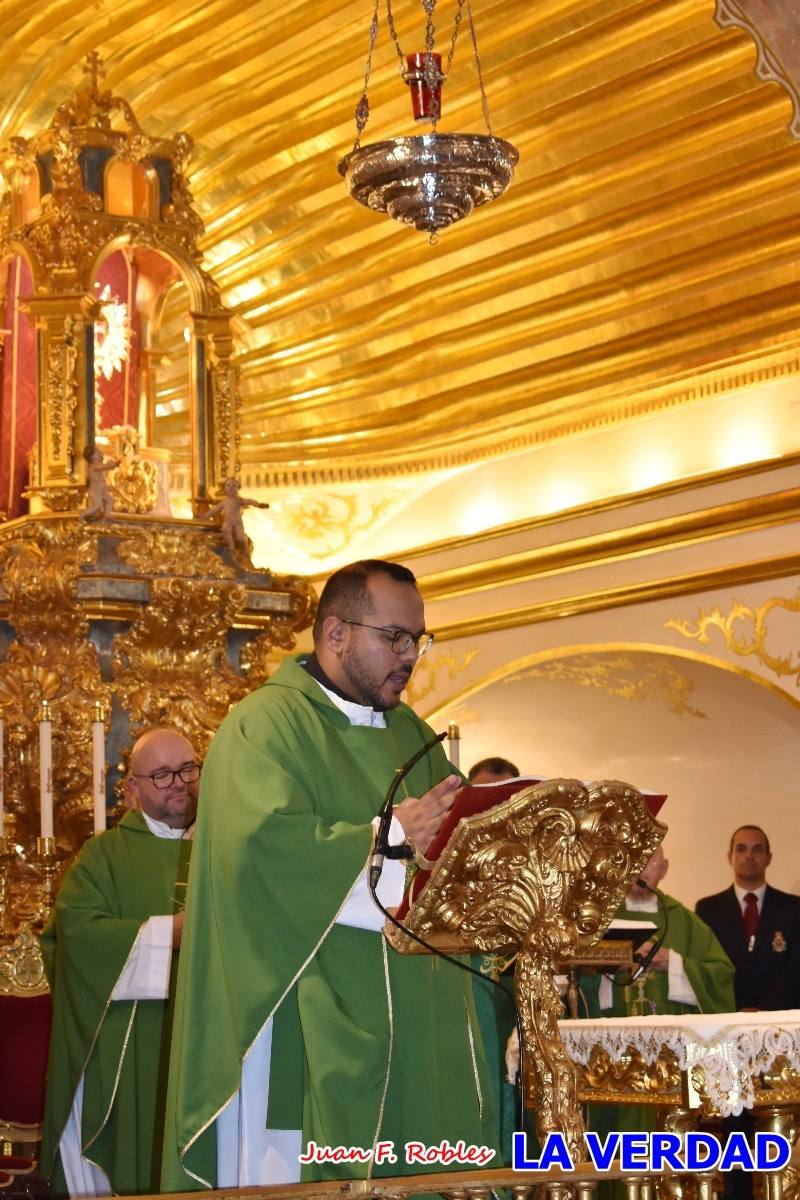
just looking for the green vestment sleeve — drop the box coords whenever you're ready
[40,812,191,1196]
[162,655,498,1190]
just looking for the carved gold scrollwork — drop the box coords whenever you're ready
[114,526,235,578]
[0,922,48,995]
[666,593,800,685]
[581,1045,682,1099]
[110,576,249,753]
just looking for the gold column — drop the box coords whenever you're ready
[24,292,99,513]
[188,311,240,514]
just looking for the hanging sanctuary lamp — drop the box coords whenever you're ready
[338,0,519,239]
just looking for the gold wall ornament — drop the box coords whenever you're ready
[387,777,664,1158]
[665,592,800,686]
[404,648,480,710]
[504,653,707,719]
[274,491,396,559]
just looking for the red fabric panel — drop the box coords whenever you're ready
[0,994,51,1125]
[0,256,36,519]
[94,249,139,431]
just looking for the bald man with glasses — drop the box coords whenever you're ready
[162,558,499,1192]
[40,728,200,1198]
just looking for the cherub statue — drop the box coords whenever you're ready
[199,478,269,560]
[81,446,118,520]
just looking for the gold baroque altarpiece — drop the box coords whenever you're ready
[0,61,317,931]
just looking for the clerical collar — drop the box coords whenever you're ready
[302,653,386,728]
[141,810,195,840]
[303,652,359,703]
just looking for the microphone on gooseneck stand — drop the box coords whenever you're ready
[630,875,669,982]
[368,729,447,890]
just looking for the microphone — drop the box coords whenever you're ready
[368,730,447,890]
[630,875,669,980]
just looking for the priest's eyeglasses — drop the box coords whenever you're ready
[134,763,202,790]
[339,619,434,656]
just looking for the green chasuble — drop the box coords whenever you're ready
[161,655,498,1190]
[40,811,192,1196]
[581,891,735,1019]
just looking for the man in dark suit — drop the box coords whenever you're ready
[695,825,800,1200]
[696,824,800,1010]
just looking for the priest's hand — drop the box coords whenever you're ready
[394,775,461,854]
[637,939,669,970]
[172,911,185,948]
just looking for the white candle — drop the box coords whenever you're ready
[0,718,4,838]
[39,700,54,839]
[447,720,460,771]
[92,703,106,833]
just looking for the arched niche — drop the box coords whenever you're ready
[427,644,800,906]
[103,157,159,221]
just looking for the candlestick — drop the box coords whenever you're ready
[447,720,460,770]
[34,836,58,922]
[92,701,107,833]
[39,699,54,839]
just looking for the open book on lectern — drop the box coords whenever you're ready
[395,775,666,920]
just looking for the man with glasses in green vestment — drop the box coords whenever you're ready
[162,559,499,1191]
[40,728,200,1197]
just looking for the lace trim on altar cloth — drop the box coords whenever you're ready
[559,1013,800,1117]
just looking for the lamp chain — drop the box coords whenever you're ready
[354,0,381,148]
[386,0,407,73]
[444,0,467,77]
[467,0,493,135]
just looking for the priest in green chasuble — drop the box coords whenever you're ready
[161,560,499,1191]
[39,728,200,1198]
[582,845,735,1020]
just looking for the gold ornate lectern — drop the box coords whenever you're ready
[386,776,665,1160]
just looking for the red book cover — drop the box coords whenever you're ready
[396,777,666,919]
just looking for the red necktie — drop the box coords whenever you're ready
[743,892,759,950]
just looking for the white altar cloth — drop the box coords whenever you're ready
[559,1010,800,1117]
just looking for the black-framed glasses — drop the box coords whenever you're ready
[339,619,434,656]
[133,763,201,790]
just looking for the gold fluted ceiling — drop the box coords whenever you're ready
[3,0,800,484]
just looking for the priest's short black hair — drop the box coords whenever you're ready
[314,559,417,640]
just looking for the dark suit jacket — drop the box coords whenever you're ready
[695,884,800,1010]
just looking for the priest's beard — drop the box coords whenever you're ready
[340,642,412,711]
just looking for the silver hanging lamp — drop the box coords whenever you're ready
[338,0,519,241]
